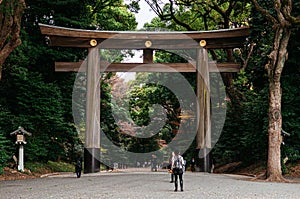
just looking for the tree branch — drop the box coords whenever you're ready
[145,0,165,17]
[240,42,256,70]
[169,0,194,31]
[274,0,290,27]
[225,0,236,17]
[251,0,278,25]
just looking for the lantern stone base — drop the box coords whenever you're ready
[18,145,24,172]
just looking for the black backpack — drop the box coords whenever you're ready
[174,158,181,169]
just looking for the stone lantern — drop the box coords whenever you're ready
[10,126,32,171]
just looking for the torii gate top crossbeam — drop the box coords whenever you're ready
[39,24,249,49]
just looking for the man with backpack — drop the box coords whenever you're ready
[171,150,185,192]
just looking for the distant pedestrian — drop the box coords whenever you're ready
[171,150,185,192]
[190,158,195,172]
[169,152,175,183]
[151,154,158,171]
[75,154,83,178]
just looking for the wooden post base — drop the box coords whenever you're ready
[84,148,100,173]
[196,148,213,173]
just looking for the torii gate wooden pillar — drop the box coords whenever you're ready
[39,24,249,173]
[196,49,212,172]
[84,48,101,173]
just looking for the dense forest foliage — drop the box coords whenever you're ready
[0,0,137,173]
[0,0,299,176]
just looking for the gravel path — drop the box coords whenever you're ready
[1,170,300,199]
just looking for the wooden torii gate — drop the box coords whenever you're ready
[39,24,249,173]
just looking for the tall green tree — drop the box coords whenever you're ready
[250,0,300,181]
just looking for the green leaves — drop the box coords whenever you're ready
[0,132,11,174]
[0,107,14,174]
[2,66,73,162]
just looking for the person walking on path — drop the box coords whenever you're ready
[75,154,83,178]
[169,152,175,183]
[171,150,185,192]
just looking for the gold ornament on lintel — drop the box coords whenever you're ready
[90,39,97,47]
[145,40,152,48]
[199,40,207,47]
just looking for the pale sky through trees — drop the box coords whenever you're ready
[118,1,157,81]
[135,0,157,29]
[123,0,157,29]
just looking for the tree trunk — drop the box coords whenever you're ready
[266,80,284,181]
[0,0,26,79]
[265,26,291,182]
